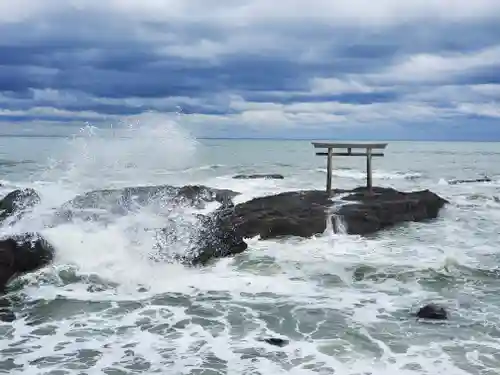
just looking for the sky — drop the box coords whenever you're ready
[1,0,500,140]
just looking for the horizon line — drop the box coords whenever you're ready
[1,134,500,142]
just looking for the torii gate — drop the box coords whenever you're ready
[311,142,388,195]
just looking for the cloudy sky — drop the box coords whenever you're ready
[1,0,500,140]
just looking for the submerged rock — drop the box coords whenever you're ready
[233,174,285,180]
[217,186,448,239]
[448,177,491,185]
[0,188,40,223]
[416,303,448,320]
[258,337,290,347]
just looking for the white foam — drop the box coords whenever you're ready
[316,168,422,181]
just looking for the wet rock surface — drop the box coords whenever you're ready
[0,188,41,223]
[217,186,448,239]
[180,211,248,266]
[64,184,239,210]
[0,233,55,293]
[233,174,285,180]
[258,337,290,347]
[151,209,248,267]
[416,303,448,320]
[0,232,55,322]
[55,184,240,222]
[336,187,449,235]
[448,176,492,185]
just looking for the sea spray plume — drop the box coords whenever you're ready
[41,113,199,191]
[0,114,221,290]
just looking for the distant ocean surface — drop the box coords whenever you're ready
[1,125,500,375]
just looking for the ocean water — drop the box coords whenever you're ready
[1,121,500,374]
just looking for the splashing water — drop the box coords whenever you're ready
[53,113,198,190]
[323,193,350,236]
[3,114,205,288]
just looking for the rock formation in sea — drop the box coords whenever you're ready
[173,210,249,266]
[0,233,55,321]
[0,188,40,224]
[0,233,54,292]
[217,186,448,239]
[232,174,285,180]
[416,303,448,320]
[61,184,238,213]
[258,337,290,347]
[0,183,449,320]
[448,176,491,185]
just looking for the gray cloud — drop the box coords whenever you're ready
[1,0,500,139]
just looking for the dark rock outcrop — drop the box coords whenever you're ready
[0,233,55,293]
[175,185,239,206]
[448,177,491,185]
[337,187,449,235]
[185,211,248,265]
[0,188,40,223]
[233,174,284,180]
[217,186,448,239]
[258,337,290,347]
[65,184,238,210]
[153,208,248,266]
[56,184,240,222]
[416,303,448,320]
[0,233,54,322]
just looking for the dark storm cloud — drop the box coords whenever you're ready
[1,1,500,139]
[455,67,500,86]
[1,114,104,123]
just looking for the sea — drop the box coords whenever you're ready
[1,121,500,375]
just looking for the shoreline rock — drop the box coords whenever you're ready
[175,211,248,266]
[448,177,491,185]
[63,184,239,211]
[0,232,55,321]
[218,186,448,239]
[0,233,54,293]
[336,187,449,235]
[55,184,240,223]
[0,188,40,224]
[233,174,284,180]
[416,303,448,320]
[0,184,449,321]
